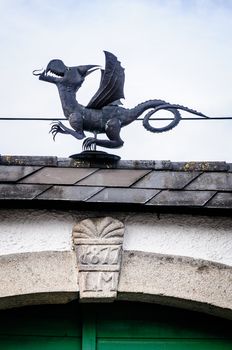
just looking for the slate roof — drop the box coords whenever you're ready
[0,155,231,213]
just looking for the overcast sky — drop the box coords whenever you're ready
[1,0,232,161]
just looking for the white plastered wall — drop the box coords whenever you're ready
[0,209,231,266]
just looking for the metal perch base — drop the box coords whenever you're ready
[69,150,121,161]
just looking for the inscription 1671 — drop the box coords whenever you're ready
[78,245,121,265]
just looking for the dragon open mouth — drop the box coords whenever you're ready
[32,67,65,78]
[45,69,64,78]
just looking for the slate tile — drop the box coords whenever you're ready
[133,171,200,189]
[87,188,159,203]
[0,166,40,182]
[147,190,215,206]
[20,167,97,185]
[206,192,232,208]
[77,169,149,187]
[0,184,50,199]
[186,173,232,191]
[37,185,103,201]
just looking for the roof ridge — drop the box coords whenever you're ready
[0,155,230,172]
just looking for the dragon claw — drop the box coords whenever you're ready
[49,121,66,141]
[82,137,96,151]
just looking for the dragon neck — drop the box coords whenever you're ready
[57,85,82,118]
[125,99,167,125]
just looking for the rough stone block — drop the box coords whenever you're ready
[20,167,97,185]
[133,171,200,189]
[0,184,50,199]
[0,166,40,182]
[77,169,150,187]
[87,187,159,204]
[37,185,103,201]
[186,173,232,191]
[206,192,232,208]
[147,190,215,206]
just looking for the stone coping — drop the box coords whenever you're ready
[0,155,231,171]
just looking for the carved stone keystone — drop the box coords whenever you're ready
[72,217,124,301]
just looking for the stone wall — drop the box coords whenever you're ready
[0,209,231,318]
[0,209,231,265]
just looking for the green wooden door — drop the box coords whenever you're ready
[94,303,232,350]
[0,302,231,349]
[0,303,82,349]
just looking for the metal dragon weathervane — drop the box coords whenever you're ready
[33,51,206,158]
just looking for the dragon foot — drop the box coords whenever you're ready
[82,137,96,150]
[49,121,68,141]
[82,137,97,151]
[50,121,86,141]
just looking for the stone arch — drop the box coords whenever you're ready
[0,249,231,319]
[118,250,232,319]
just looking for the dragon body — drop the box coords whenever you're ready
[34,51,207,149]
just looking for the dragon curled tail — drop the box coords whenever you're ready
[141,102,208,133]
[125,99,208,133]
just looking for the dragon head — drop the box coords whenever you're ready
[33,59,99,91]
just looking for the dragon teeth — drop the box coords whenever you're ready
[47,70,61,78]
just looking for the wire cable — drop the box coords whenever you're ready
[0,117,232,121]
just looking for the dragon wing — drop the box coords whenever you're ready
[86,51,125,109]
